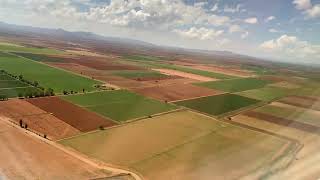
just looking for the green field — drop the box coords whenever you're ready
[237,87,292,101]
[175,94,260,116]
[195,78,271,92]
[254,104,320,127]
[124,55,163,61]
[0,87,43,98]
[62,90,177,122]
[0,43,62,54]
[0,80,29,88]
[124,60,236,79]
[0,71,43,98]
[0,52,101,93]
[112,70,168,79]
[60,110,293,180]
[12,52,66,63]
[0,74,16,80]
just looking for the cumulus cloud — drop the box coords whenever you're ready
[223,4,246,13]
[174,27,224,40]
[293,0,312,10]
[265,16,276,22]
[293,0,320,19]
[260,35,320,58]
[305,4,320,18]
[244,17,258,24]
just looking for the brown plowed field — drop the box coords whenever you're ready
[279,96,320,111]
[132,75,182,82]
[27,97,117,132]
[0,99,79,140]
[0,119,110,179]
[244,111,320,135]
[53,55,142,71]
[132,83,223,102]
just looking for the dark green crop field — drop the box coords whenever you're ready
[112,70,168,79]
[62,90,177,122]
[175,94,260,116]
[195,78,271,92]
[12,52,66,63]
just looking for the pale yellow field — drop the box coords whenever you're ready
[61,110,295,180]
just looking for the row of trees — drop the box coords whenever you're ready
[1,70,55,99]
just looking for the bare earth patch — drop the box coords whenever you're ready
[153,68,216,82]
[132,83,223,102]
[0,99,79,140]
[0,118,110,180]
[27,97,117,132]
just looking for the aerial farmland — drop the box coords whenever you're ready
[0,21,319,180]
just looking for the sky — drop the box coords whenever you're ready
[0,0,319,64]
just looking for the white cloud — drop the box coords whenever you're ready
[211,4,218,12]
[269,28,279,33]
[241,31,249,39]
[223,4,246,13]
[244,17,258,24]
[229,25,242,33]
[293,0,312,10]
[174,27,224,40]
[293,0,320,19]
[265,16,276,22]
[305,4,320,18]
[260,35,320,59]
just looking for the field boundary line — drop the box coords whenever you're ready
[169,92,227,103]
[58,108,186,142]
[0,116,143,180]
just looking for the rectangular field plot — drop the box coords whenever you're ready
[0,80,29,88]
[12,52,66,62]
[60,110,294,180]
[175,94,260,116]
[132,83,223,102]
[0,87,42,98]
[0,120,109,179]
[279,95,320,111]
[62,90,177,122]
[0,99,80,140]
[0,43,62,54]
[27,97,116,132]
[237,87,291,101]
[195,78,271,92]
[0,52,101,93]
[252,102,320,129]
[112,70,168,80]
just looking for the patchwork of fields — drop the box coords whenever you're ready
[0,41,319,179]
[0,52,101,93]
[175,94,260,116]
[0,71,42,98]
[237,86,292,101]
[195,78,271,92]
[60,110,295,180]
[62,90,177,122]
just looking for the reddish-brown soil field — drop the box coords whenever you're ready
[59,55,143,70]
[27,97,117,132]
[131,75,183,82]
[0,99,79,140]
[132,83,223,102]
[244,111,320,135]
[279,96,320,111]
